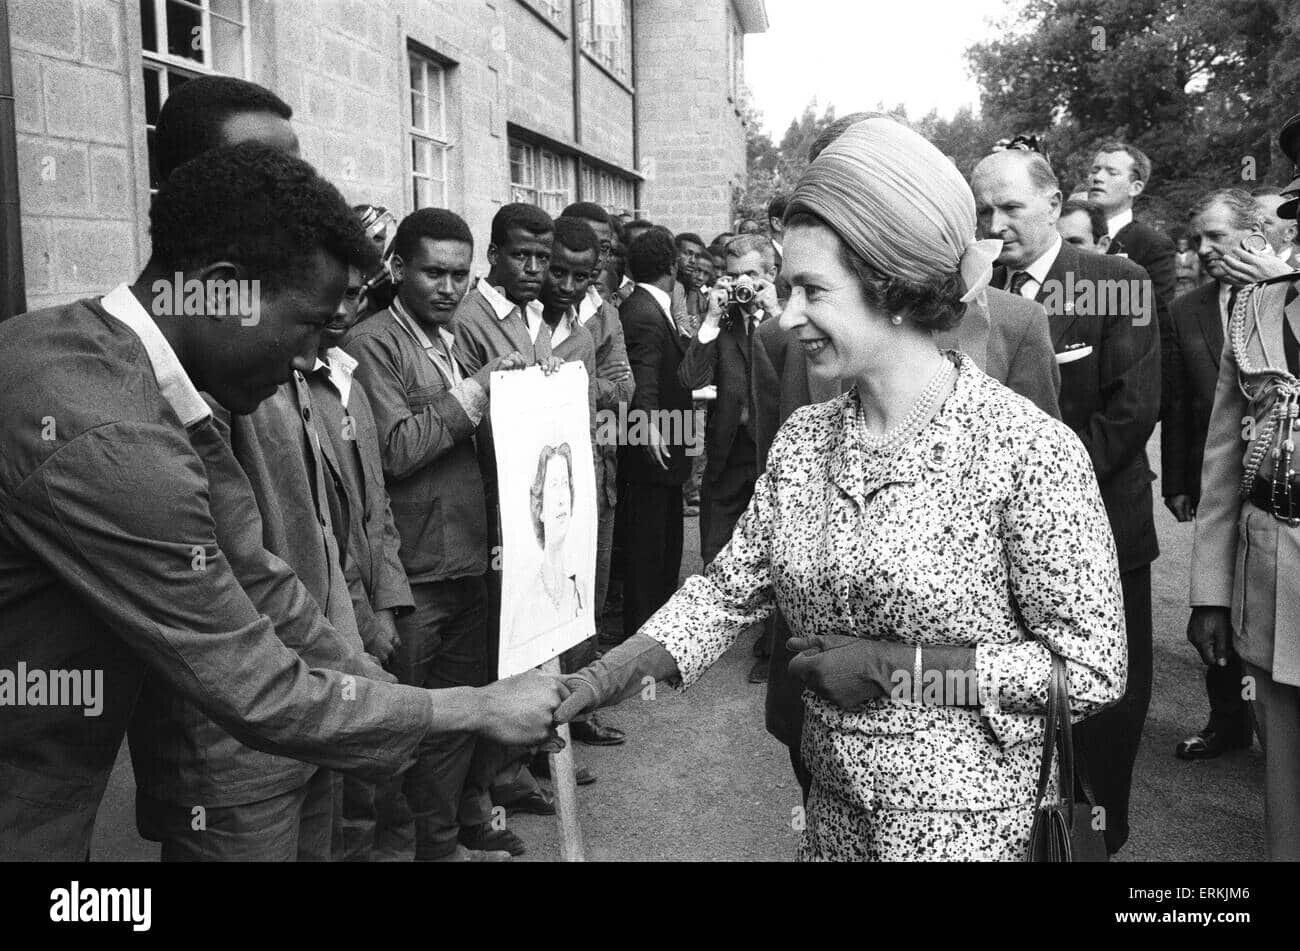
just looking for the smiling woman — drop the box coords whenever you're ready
[556,117,1127,862]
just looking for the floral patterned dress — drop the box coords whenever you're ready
[640,353,1127,861]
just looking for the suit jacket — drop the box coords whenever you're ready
[619,285,692,486]
[677,313,782,483]
[998,241,1162,572]
[1110,216,1177,415]
[1161,282,1224,504]
[1191,276,1300,686]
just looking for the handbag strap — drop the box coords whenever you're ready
[1033,652,1080,822]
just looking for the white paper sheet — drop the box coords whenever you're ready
[491,362,597,677]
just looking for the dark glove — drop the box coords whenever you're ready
[554,633,678,723]
[786,634,909,711]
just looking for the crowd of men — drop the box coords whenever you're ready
[1,74,1298,862]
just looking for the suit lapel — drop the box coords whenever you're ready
[1194,283,1225,368]
[1035,241,1079,348]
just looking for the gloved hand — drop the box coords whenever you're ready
[786,634,911,711]
[554,633,679,723]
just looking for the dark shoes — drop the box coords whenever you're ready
[504,790,556,816]
[530,752,597,785]
[569,716,626,746]
[1174,722,1253,760]
[459,823,527,857]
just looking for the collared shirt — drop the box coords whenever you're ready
[637,282,676,332]
[314,347,357,408]
[101,283,212,426]
[539,308,575,349]
[477,276,544,338]
[1106,207,1134,240]
[389,296,487,426]
[697,308,766,345]
[1006,234,1062,299]
[1218,282,1237,335]
[578,285,604,325]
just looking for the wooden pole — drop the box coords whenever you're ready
[542,656,585,862]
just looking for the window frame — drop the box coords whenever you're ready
[577,0,632,85]
[140,0,252,192]
[508,136,575,214]
[408,49,451,209]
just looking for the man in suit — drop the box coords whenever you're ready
[618,228,694,641]
[1057,198,1112,254]
[1164,189,1296,763]
[679,234,784,568]
[973,147,1162,856]
[1088,142,1177,411]
[1253,187,1300,269]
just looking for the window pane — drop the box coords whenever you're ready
[426,65,444,133]
[210,0,245,25]
[210,13,245,75]
[143,66,162,123]
[141,0,159,52]
[412,138,430,174]
[165,0,205,63]
[409,58,426,98]
[411,90,427,131]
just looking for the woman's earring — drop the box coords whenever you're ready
[890,314,903,326]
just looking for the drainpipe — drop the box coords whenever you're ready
[0,0,26,322]
[629,0,640,214]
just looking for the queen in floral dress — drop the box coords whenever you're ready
[557,118,1126,861]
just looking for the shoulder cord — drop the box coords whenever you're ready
[1229,282,1300,499]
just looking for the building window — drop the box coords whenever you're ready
[523,0,568,27]
[509,139,574,214]
[140,0,252,190]
[577,0,631,83]
[409,51,450,209]
[580,163,634,216]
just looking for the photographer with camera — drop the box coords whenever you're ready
[678,235,783,678]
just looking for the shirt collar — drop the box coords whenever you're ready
[577,285,603,325]
[391,296,457,353]
[314,347,357,406]
[1023,233,1063,287]
[99,283,212,427]
[637,282,673,321]
[477,277,542,324]
[1106,207,1133,239]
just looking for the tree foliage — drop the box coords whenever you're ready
[740,1,1300,233]
[966,0,1300,229]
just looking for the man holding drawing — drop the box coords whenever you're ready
[345,208,529,861]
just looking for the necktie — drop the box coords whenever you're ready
[1008,271,1032,296]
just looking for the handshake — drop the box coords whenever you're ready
[465,635,679,748]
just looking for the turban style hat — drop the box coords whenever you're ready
[788,118,1002,304]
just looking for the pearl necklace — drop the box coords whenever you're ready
[857,355,957,453]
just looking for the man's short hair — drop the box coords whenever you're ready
[626,228,676,283]
[807,111,893,163]
[561,201,610,226]
[154,75,293,181]
[1189,187,1267,232]
[391,208,473,261]
[767,194,789,220]
[723,234,777,268]
[150,142,378,289]
[1095,140,1152,186]
[710,232,734,249]
[1060,199,1108,243]
[490,202,554,247]
[675,232,705,249]
[553,216,600,257]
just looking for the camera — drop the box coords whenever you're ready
[716,274,757,306]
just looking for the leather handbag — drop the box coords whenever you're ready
[1026,652,1108,862]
